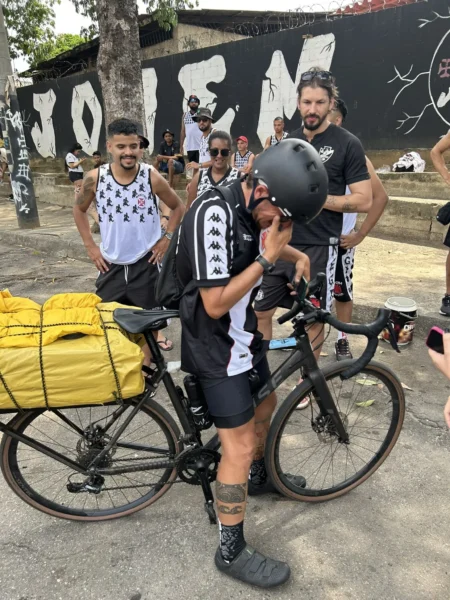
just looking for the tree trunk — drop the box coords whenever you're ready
[96,0,145,130]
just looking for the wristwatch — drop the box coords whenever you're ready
[255,254,276,274]
[164,231,173,241]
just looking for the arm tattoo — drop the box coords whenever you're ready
[76,174,95,206]
[217,505,244,515]
[326,195,337,206]
[342,202,357,212]
[216,481,247,504]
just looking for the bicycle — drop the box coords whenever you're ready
[0,275,405,522]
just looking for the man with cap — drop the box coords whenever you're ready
[73,118,185,365]
[181,95,202,166]
[186,107,216,173]
[155,129,185,188]
[231,136,254,173]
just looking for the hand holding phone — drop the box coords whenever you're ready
[426,327,447,354]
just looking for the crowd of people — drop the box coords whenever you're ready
[68,67,400,588]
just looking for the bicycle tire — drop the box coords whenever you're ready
[265,360,405,502]
[1,397,182,521]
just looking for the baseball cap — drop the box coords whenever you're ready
[162,128,175,138]
[74,143,83,150]
[134,122,150,149]
[236,136,248,143]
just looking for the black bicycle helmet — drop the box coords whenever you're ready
[252,138,328,223]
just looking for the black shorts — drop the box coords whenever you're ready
[334,246,355,303]
[187,150,199,164]
[254,245,338,313]
[199,357,271,429]
[95,252,161,310]
[69,172,83,183]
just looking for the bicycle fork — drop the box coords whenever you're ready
[300,337,349,443]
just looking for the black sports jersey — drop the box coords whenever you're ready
[288,124,369,247]
[177,181,265,378]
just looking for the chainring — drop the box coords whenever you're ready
[177,448,221,485]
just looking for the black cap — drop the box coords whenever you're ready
[134,122,150,149]
[193,107,215,123]
[74,143,83,150]
[162,128,175,138]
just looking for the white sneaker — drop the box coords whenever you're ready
[295,395,311,410]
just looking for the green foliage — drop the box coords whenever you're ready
[30,33,86,67]
[71,0,198,39]
[3,0,59,59]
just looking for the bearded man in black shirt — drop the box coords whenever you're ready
[255,69,373,389]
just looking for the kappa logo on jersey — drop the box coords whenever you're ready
[208,212,224,224]
[137,197,146,209]
[319,146,334,163]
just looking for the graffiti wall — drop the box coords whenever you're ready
[17,0,450,158]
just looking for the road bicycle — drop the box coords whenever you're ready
[0,276,405,522]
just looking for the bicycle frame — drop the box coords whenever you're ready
[0,318,348,480]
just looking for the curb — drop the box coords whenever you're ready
[0,228,90,264]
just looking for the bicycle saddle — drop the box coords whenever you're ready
[113,308,180,334]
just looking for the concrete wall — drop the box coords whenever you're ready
[17,0,450,157]
[141,24,245,60]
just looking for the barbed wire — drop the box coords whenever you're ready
[21,0,424,82]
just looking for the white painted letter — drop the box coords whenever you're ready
[71,81,103,155]
[178,55,235,133]
[31,90,56,158]
[142,67,158,155]
[257,34,336,146]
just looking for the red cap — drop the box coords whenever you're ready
[236,136,248,143]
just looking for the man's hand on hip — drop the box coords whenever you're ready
[86,244,110,273]
[149,236,170,264]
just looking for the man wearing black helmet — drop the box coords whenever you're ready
[255,68,372,370]
[177,140,327,587]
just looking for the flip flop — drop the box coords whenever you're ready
[157,337,174,352]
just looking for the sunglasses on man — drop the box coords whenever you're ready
[300,70,333,82]
[198,117,211,123]
[210,148,230,158]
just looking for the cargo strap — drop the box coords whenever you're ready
[97,308,123,402]
[39,307,50,410]
[0,370,23,413]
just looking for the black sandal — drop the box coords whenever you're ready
[215,544,290,588]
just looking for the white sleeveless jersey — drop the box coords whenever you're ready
[234,151,252,169]
[197,167,240,196]
[342,185,358,235]
[270,131,288,145]
[96,163,160,265]
[184,110,202,152]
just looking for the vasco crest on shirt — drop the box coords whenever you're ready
[137,197,146,209]
[319,146,334,163]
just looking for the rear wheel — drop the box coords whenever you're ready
[1,398,181,521]
[265,361,405,501]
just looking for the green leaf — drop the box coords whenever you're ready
[355,399,375,408]
[356,379,378,386]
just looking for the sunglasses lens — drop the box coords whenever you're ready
[222,149,230,157]
[210,149,219,157]
[199,117,209,122]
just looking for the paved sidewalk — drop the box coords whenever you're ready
[2,197,448,336]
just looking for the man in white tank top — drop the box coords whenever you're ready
[263,117,288,150]
[180,95,202,164]
[329,100,389,361]
[73,118,185,364]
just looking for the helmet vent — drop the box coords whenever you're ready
[306,161,317,171]
[309,184,319,193]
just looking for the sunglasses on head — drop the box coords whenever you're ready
[210,148,230,158]
[300,70,333,82]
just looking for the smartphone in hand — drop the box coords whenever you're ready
[426,327,446,354]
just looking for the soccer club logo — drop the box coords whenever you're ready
[319,146,334,163]
[137,197,146,209]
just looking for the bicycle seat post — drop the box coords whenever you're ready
[143,329,166,372]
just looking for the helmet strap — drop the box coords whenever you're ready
[247,177,269,211]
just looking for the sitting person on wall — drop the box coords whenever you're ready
[154,129,185,188]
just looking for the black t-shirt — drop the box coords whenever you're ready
[177,181,265,378]
[159,141,185,165]
[288,124,369,246]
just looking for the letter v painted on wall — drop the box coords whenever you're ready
[256,34,336,146]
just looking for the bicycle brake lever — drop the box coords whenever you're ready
[386,320,401,353]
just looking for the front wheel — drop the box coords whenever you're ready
[265,361,405,502]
